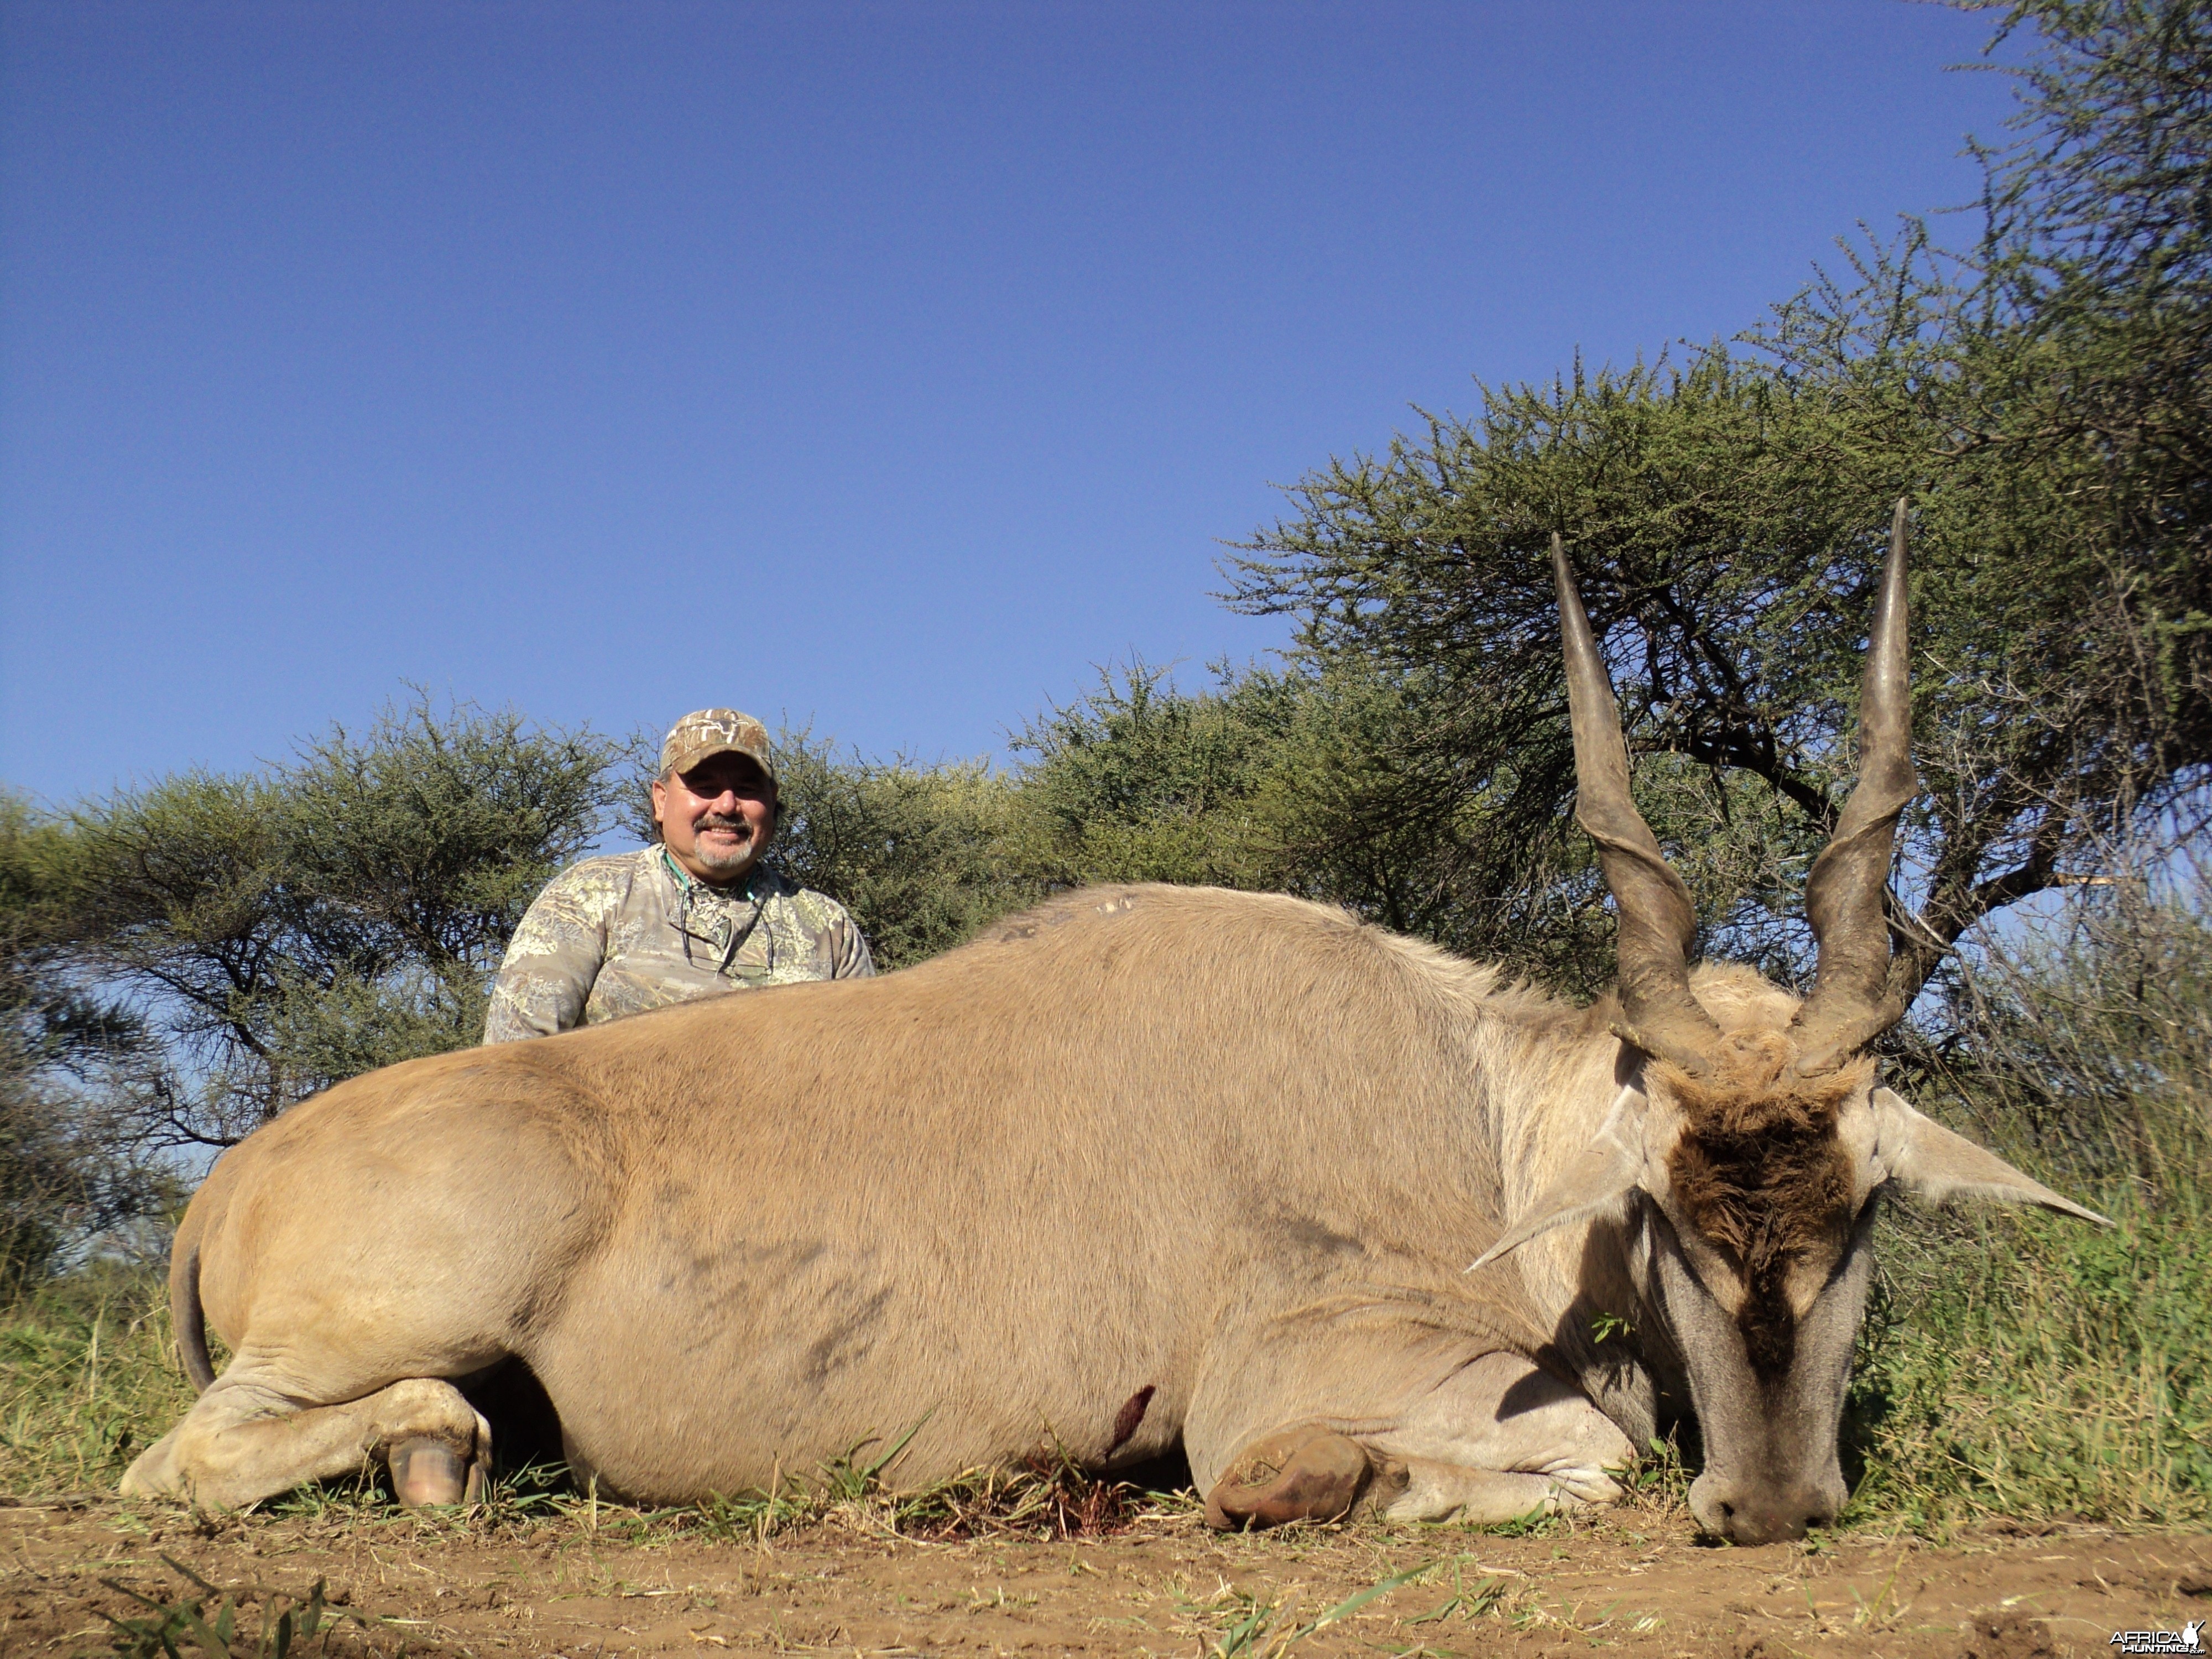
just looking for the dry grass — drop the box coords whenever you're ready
[0,1264,199,1499]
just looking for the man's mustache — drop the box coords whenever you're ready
[695,814,754,835]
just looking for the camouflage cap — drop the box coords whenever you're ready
[659,709,775,785]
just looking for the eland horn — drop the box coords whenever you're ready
[1551,535,1721,1076]
[1790,499,1919,1074]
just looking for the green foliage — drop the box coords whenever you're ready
[1223,332,2197,1000]
[1977,0,2212,565]
[989,652,1814,995]
[766,734,1039,969]
[1002,660,1297,890]
[1848,1197,2209,1530]
[52,695,620,1147]
[1842,884,2212,1530]
[278,695,614,971]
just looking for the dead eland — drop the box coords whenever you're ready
[123,503,2106,1544]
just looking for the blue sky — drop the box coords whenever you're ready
[1,1,2020,806]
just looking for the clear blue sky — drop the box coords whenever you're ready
[2,1,2020,806]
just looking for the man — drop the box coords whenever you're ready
[482,709,873,1043]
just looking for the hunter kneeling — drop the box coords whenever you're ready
[484,708,873,1044]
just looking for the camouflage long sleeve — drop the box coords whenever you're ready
[482,859,624,1043]
[482,849,874,1044]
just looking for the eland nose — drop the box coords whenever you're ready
[1689,1474,1841,1545]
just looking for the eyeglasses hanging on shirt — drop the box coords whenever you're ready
[664,848,772,976]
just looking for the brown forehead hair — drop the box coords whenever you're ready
[1650,1030,1871,1378]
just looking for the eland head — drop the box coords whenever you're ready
[1471,501,2110,1544]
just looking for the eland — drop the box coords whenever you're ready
[124,502,2106,1542]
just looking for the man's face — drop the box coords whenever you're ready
[652,754,777,885]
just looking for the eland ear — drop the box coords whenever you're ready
[1467,1086,1647,1272]
[1871,1088,2112,1226]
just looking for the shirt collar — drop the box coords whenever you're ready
[659,844,765,905]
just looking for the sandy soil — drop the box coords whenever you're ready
[3,1496,2205,1658]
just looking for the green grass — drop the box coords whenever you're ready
[1835,890,2212,1533]
[0,1262,199,1496]
[1842,1175,2210,1531]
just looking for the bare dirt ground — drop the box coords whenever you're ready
[2,1497,2206,1659]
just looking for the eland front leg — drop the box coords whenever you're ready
[1357,1350,1632,1522]
[1186,1303,1632,1530]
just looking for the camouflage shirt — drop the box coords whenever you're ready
[482,848,874,1044]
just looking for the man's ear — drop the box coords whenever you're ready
[1467,1085,1647,1273]
[1871,1088,2112,1226]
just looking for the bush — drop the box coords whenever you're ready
[0,794,172,1287]
[1843,880,2212,1528]
[49,696,621,1151]
[768,734,1041,970]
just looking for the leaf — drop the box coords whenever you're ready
[1293,1559,1437,1639]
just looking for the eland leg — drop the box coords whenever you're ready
[1203,1422,1373,1528]
[121,1359,491,1511]
[1361,1351,1633,1524]
[1187,1305,1634,1531]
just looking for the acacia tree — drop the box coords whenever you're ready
[1974,0,2212,553]
[1223,0,2212,1009]
[53,697,620,1149]
[0,794,168,1281]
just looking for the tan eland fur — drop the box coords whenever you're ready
[127,885,1647,1521]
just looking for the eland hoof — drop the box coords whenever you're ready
[1204,1425,1370,1530]
[387,1436,476,1507]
